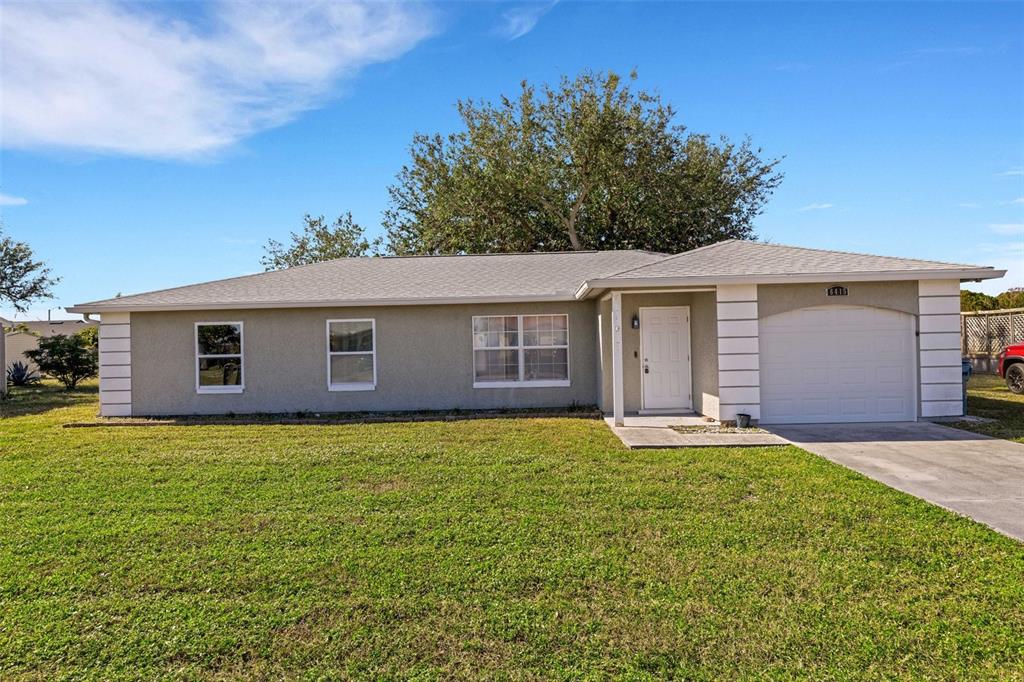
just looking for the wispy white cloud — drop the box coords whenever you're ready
[995,167,1024,177]
[990,223,1024,236]
[0,193,29,206]
[797,203,834,212]
[0,1,434,159]
[494,2,557,41]
[957,202,981,208]
[1002,197,1024,205]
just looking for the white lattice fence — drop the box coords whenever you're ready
[962,308,1024,370]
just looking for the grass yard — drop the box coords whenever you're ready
[1,383,1023,679]
[957,372,1024,443]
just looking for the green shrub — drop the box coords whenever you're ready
[24,334,98,390]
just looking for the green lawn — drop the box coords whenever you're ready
[957,372,1024,443]
[1,383,1022,679]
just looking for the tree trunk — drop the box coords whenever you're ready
[564,215,582,250]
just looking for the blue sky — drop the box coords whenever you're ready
[1,1,1022,320]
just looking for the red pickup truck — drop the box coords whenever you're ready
[999,343,1024,393]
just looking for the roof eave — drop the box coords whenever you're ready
[576,268,1006,298]
[66,293,579,315]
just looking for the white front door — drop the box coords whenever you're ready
[640,306,692,410]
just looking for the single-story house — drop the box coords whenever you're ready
[67,240,1003,425]
[3,318,98,372]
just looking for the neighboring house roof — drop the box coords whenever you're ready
[4,319,95,337]
[68,240,1004,313]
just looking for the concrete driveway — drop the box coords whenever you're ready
[767,422,1024,541]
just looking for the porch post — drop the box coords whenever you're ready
[611,291,625,426]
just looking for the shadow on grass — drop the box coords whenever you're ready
[956,394,1024,443]
[0,382,98,419]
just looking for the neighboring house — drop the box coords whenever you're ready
[3,319,98,372]
[67,240,1004,424]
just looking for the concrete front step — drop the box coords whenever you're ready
[607,423,790,449]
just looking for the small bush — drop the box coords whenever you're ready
[6,361,41,387]
[24,334,98,390]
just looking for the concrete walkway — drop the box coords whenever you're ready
[767,421,1024,541]
[605,418,790,449]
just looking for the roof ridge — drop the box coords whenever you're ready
[379,249,669,259]
[70,249,666,308]
[599,239,740,279]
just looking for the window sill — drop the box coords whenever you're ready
[329,383,376,392]
[473,380,570,389]
[197,386,244,394]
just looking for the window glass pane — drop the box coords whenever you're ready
[523,315,568,347]
[197,324,241,355]
[198,357,242,386]
[330,354,374,384]
[524,348,568,381]
[330,320,373,352]
[473,316,518,348]
[474,349,519,381]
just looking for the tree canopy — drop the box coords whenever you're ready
[262,214,378,271]
[384,70,783,255]
[0,226,58,312]
[961,288,1024,312]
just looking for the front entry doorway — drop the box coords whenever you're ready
[639,306,692,412]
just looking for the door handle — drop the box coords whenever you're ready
[644,365,649,374]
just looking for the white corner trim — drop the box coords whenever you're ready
[717,284,760,423]
[918,279,961,297]
[917,280,963,419]
[99,313,132,417]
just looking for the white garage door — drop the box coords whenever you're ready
[759,305,917,424]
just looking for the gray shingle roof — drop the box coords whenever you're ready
[69,240,1002,312]
[70,250,666,311]
[599,240,991,280]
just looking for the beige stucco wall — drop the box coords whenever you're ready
[130,302,598,416]
[758,281,919,319]
[598,291,719,415]
[5,333,40,370]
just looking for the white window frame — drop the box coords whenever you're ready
[472,314,570,389]
[326,318,377,391]
[195,321,244,394]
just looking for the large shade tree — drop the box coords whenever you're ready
[262,213,379,271]
[384,70,783,255]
